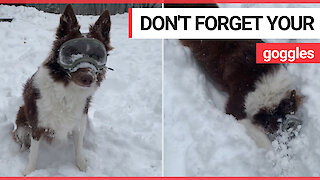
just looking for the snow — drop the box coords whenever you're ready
[0,5,161,176]
[164,4,320,176]
[70,54,84,62]
[70,62,98,73]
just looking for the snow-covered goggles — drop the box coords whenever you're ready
[267,114,302,141]
[58,38,107,72]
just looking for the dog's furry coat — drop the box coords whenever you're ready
[180,39,303,147]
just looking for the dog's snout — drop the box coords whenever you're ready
[71,68,96,87]
[80,74,93,86]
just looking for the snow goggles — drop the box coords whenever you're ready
[281,114,302,133]
[58,38,107,72]
[267,114,302,141]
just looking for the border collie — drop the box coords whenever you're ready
[12,5,112,175]
[166,3,305,148]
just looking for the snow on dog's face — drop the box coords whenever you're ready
[245,68,304,138]
[43,5,112,88]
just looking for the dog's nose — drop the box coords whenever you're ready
[80,74,93,86]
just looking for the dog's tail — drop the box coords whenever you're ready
[12,106,31,151]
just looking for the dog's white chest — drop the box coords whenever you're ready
[34,67,95,140]
[37,89,85,138]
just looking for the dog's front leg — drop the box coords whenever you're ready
[73,115,87,171]
[23,138,40,176]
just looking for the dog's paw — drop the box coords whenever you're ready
[76,157,87,172]
[22,165,36,176]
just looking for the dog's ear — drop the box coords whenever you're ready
[290,89,304,111]
[290,89,296,99]
[88,10,111,45]
[56,4,80,39]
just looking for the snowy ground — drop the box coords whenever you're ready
[0,5,161,176]
[164,4,320,177]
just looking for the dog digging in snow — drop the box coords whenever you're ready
[12,5,112,175]
[162,3,305,148]
[180,38,304,148]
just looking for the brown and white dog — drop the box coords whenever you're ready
[12,5,112,175]
[167,3,305,148]
[180,39,304,148]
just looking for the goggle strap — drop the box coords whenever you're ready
[107,67,114,71]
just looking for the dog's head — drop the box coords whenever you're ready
[244,67,304,138]
[44,5,112,88]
